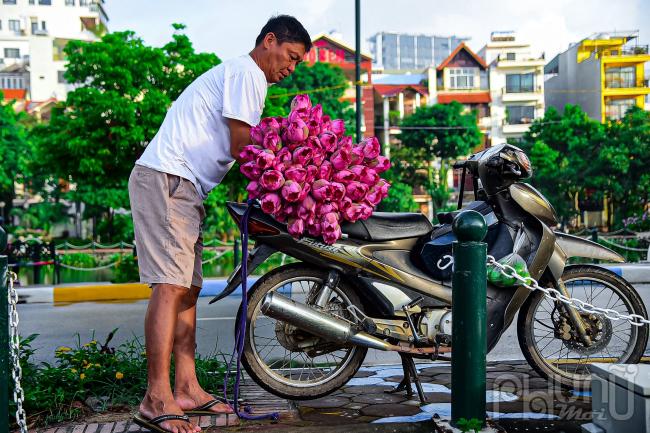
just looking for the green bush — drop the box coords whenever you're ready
[110,254,140,283]
[9,331,231,428]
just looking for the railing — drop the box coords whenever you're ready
[502,85,543,95]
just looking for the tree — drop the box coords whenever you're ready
[396,102,482,215]
[519,105,606,225]
[601,107,650,225]
[0,94,31,226]
[30,25,221,239]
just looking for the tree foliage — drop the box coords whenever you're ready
[395,102,482,214]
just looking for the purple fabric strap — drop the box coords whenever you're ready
[222,200,279,421]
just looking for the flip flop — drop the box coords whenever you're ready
[133,412,193,433]
[183,396,247,416]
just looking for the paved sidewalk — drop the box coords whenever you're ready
[24,359,612,433]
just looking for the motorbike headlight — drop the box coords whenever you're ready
[515,150,533,179]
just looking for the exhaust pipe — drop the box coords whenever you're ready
[260,292,393,351]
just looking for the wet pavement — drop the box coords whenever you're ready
[27,358,613,433]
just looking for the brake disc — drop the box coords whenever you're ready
[563,313,614,355]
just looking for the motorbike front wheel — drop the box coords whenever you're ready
[238,264,368,400]
[518,265,648,389]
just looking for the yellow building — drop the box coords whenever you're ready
[545,31,650,122]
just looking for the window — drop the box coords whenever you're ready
[3,0,17,5]
[605,98,636,120]
[605,66,636,88]
[506,73,535,93]
[65,0,75,4]
[29,0,35,4]
[31,20,38,34]
[42,21,46,30]
[8,20,20,32]
[506,105,535,124]
[38,0,52,4]
[4,48,20,59]
[58,71,67,84]
[448,68,476,89]
[0,76,25,89]
[80,0,89,5]
[0,21,2,31]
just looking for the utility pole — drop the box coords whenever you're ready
[355,0,362,143]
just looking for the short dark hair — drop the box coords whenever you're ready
[255,15,312,52]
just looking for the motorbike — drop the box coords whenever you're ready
[211,143,648,400]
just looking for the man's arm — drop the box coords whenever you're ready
[228,118,252,164]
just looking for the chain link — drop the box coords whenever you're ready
[486,256,650,327]
[8,271,28,433]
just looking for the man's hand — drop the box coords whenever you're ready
[228,118,252,164]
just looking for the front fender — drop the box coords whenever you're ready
[555,232,624,263]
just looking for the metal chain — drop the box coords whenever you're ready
[487,256,650,327]
[8,271,28,433]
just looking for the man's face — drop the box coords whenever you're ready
[262,33,306,83]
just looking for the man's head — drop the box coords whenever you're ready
[252,15,312,84]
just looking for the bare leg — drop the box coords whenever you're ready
[138,283,201,433]
[173,285,233,414]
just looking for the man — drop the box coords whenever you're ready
[129,15,311,433]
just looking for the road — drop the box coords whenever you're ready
[16,284,650,366]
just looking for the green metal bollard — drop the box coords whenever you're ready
[1,225,9,432]
[451,210,487,427]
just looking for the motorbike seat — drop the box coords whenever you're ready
[341,212,433,241]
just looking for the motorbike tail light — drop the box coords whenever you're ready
[247,219,281,236]
[515,150,533,178]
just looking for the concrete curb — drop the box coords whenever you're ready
[603,263,650,284]
[17,277,260,304]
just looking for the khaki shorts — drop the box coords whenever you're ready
[128,165,206,288]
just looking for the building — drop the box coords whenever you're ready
[545,31,650,122]
[305,33,375,137]
[429,42,491,142]
[0,0,109,103]
[368,32,469,72]
[479,31,545,145]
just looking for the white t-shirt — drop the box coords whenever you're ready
[136,54,268,199]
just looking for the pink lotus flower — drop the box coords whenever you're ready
[310,104,323,123]
[272,158,290,173]
[305,165,318,183]
[240,145,263,162]
[346,181,369,201]
[362,137,380,160]
[338,136,353,152]
[284,166,307,183]
[322,228,341,245]
[246,181,261,199]
[317,202,339,217]
[321,212,340,230]
[318,131,338,153]
[343,203,364,223]
[318,161,333,181]
[307,120,322,137]
[291,94,312,112]
[263,130,281,152]
[350,145,365,165]
[359,203,373,220]
[276,147,292,162]
[240,161,262,180]
[255,149,275,170]
[259,169,285,191]
[339,196,352,211]
[273,209,288,223]
[330,119,345,137]
[307,222,322,237]
[312,179,332,201]
[321,114,332,131]
[260,117,280,134]
[281,180,303,202]
[368,156,391,173]
[250,126,264,146]
[297,183,311,201]
[287,217,305,238]
[330,182,346,201]
[292,146,313,166]
[365,186,383,206]
[260,193,281,214]
[331,148,351,170]
[298,195,316,221]
[332,169,356,184]
[349,165,379,186]
[376,179,391,195]
[311,147,326,166]
[285,117,309,143]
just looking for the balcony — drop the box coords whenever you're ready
[501,85,543,102]
[502,123,531,135]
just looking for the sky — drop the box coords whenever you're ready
[105,0,649,63]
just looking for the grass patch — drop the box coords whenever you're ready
[9,330,232,428]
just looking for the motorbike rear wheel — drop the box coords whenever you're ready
[518,265,648,389]
[239,264,368,400]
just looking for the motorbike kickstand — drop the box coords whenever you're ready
[384,353,427,404]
